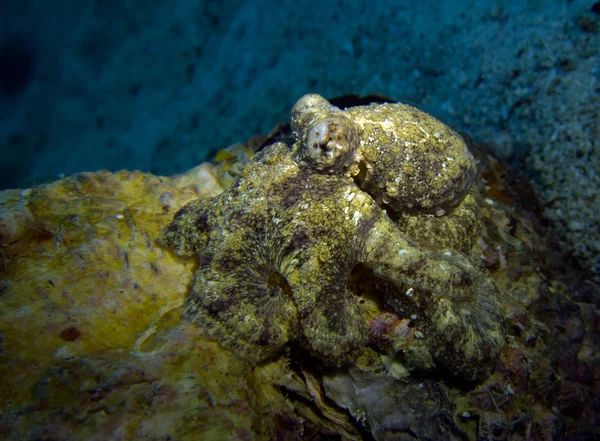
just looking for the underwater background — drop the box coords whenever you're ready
[1,0,599,279]
[1,2,600,440]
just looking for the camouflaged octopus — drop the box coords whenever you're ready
[160,94,505,381]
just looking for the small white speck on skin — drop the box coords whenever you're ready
[439,263,448,271]
[352,211,361,225]
[485,198,495,205]
[20,188,32,197]
[478,237,489,250]
[414,331,424,339]
[410,314,417,320]
[505,384,515,396]
[443,251,452,256]
[115,214,124,219]
[380,118,395,132]
[405,287,414,297]
[399,249,407,255]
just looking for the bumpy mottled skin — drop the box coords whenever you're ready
[291,94,477,215]
[347,103,477,215]
[395,187,481,253]
[160,94,504,380]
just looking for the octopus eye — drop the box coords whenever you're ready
[303,118,357,170]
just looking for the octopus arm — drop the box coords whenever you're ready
[363,216,505,381]
[185,237,300,364]
[159,198,212,257]
[291,255,369,366]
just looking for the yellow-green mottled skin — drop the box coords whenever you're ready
[396,187,481,253]
[291,94,477,215]
[160,94,504,381]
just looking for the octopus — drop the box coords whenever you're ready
[160,94,505,381]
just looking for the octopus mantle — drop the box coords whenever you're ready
[160,94,505,381]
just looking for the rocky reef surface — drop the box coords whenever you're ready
[1,97,599,440]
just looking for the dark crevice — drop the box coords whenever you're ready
[266,271,293,297]
[352,160,369,189]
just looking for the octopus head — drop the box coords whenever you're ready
[292,94,359,172]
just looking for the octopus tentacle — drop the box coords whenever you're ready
[363,216,505,380]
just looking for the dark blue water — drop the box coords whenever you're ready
[0,0,592,187]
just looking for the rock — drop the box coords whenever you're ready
[0,105,598,440]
